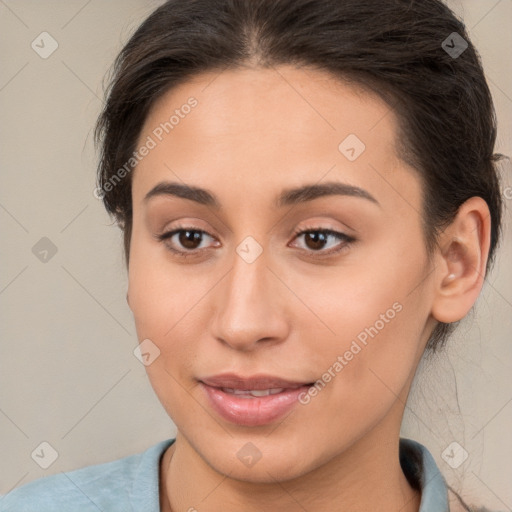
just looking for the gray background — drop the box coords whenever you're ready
[0,0,511,509]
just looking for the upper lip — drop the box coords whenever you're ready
[200,373,313,390]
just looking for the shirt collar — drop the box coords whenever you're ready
[133,438,449,511]
[400,437,450,512]
[129,438,174,511]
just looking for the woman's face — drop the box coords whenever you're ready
[127,65,437,481]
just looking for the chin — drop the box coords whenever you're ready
[187,432,322,484]
[215,451,310,484]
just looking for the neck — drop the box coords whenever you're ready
[159,424,421,512]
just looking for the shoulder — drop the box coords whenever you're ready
[0,458,133,512]
[0,439,174,512]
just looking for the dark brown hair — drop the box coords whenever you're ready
[95,0,504,352]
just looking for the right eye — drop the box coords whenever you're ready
[156,225,219,258]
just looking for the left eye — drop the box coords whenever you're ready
[290,228,355,255]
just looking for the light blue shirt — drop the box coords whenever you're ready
[0,437,450,511]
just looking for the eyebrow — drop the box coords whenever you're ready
[143,181,380,209]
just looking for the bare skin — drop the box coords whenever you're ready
[125,64,491,512]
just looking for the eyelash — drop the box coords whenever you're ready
[156,224,356,260]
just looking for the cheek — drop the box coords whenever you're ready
[127,225,197,336]
[300,232,426,339]
[298,232,429,398]
[127,231,213,404]
[127,243,202,422]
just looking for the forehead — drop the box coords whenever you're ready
[132,65,416,211]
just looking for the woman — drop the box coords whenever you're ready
[1,0,506,510]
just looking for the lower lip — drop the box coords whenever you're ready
[200,383,312,426]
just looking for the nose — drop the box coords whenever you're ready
[210,245,290,352]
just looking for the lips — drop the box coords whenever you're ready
[200,373,313,390]
[199,373,315,426]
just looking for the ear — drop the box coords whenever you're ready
[431,196,491,324]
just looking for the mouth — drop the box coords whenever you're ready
[200,373,314,390]
[218,387,290,397]
[199,373,315,426]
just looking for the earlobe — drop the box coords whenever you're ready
[430,197,491,324]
